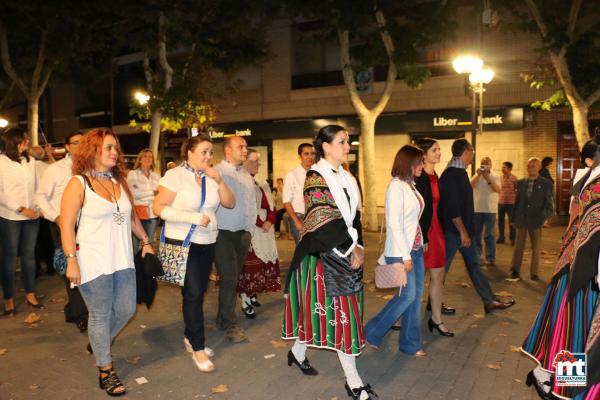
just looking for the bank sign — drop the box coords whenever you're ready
[380,107,524,133]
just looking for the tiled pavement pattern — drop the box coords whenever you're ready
[0,226,567,400]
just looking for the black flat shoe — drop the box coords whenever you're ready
[241,301,256,319]
[86,343,94,354]
[345,382,378,399]
[526,370,556,399]
[250,294,261,307]
[26,299,45,309]
[287,350,318,375]
[428,318,454,337]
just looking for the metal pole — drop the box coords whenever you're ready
[479,82,484,135]
[471,85,477,175]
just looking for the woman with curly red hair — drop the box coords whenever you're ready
[60,128,154,397]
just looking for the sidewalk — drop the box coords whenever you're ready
[0,225,566,400]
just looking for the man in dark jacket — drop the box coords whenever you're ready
[439,139,515,314]
[508,158,554,281]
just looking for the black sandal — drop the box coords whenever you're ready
[98,367,126,397]
[345,383,378,399]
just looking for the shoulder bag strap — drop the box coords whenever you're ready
[182,175,207,247]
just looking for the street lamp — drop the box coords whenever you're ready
[453,56,494,174]
[134,90,150,105]
[0,118,8,128]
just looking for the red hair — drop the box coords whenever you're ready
[72,128,133,202]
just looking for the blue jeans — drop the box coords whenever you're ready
[445,231,495,304]
[132,218,158,255]
[289,213,304,244]
[497,204,515,242]
[365,248,424,354]
[473,212,496,262]
[0,217,39,299]
[78,268,136,366]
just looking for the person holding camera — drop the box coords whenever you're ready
[470,157,501,267]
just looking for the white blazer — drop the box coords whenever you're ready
[383,178,424,261]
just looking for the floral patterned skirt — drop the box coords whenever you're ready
[236,250,281,294]
[282,254,365,356]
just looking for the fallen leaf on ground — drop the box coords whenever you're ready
[514,379,522,383]
[510,345,521,353]
[140,325,146,329]
[473,314,484,319]
[264,354,275,359]
[29,384,39,390]
[458,282,471,288]
[363,279,373,284]
[470,324,478,328]
[135,377,148,385]
[49,297,65,303]
[211,384,228,393]
[126,356,141,364]
[0,348,7,355]
[487,363,501,370]
[382,295,393,300]
[494,291,514,297]
[498,333,508,337]
[270,340,288,349]
[367,286,376,292]
[24,313,40,324]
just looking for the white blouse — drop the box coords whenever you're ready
[0,154,38,221]
[159,166,220,244]
[127,169,160,218]
[73,176,134,285]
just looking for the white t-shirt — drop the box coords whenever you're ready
[0,154,37,220]
[127,169,160,218]
[159,166,220,244]
[472,172,500,213]
[283,164,308,214]
[74,176,134,285]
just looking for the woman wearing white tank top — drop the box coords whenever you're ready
[60,129,154,397]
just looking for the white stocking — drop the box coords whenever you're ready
[337,352,368,400]
[533,365,552,393]
[291,339,307,362]
[240,292,250,305]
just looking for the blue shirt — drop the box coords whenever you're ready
[215,160,257,233]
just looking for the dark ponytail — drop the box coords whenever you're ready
[314,124,346,162]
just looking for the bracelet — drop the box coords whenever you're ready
[65,253,77,258]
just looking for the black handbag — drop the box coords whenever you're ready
[320,248,363,296]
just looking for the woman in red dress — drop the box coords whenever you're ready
[415,138,453,337]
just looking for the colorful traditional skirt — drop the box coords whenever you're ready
[573,384,600,399]
[236,250,281,294]
[521,267,599,398]
[282,254,365,355]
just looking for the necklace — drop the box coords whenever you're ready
[94,178,126,225]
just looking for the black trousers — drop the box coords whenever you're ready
[49,222,88,323]
[182,242,215,351]
[35,218,55,274]
[275,209,287,233]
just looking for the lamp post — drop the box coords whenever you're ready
[0,118,8,128]
[134,90,150,105]
[453,56,494,174]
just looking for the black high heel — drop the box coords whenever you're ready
[526,370,556,399]
[428,318,455,337]
[98,367,126,397]
[287,350,318,375]
[345,383,378,399]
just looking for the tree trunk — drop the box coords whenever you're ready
[571,103,589,151]
[149,110,162,169]
[360,114,378,231]
[27,97,39,145]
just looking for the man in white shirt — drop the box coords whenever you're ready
[214,136,257,343]
[34,132,88,331]
[470,157,501,267]
[283,143,315,243]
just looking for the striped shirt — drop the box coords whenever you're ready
[499,174,518,205]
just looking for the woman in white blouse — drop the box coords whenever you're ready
[0,128,43,315]
[127,149,160,252]
[153,135,234,373]
[364,144,427,356]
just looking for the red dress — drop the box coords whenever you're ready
[424,173,446,269]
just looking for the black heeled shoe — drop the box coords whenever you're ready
[241,300,256,319]
[526,370,556,399]
[428,318,454,337]
[26,299,45,309]
[98,367,126,397]
[287,350,318,375]
[345,383,378,399]
[250,294,261,307]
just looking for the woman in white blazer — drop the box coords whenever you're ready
[364,144,427,356]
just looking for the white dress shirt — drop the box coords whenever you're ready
[127,169,160,219]
[35,155,73,222]
[214,160,257,233]
[283,164,308,214]
[0,154,38,221]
